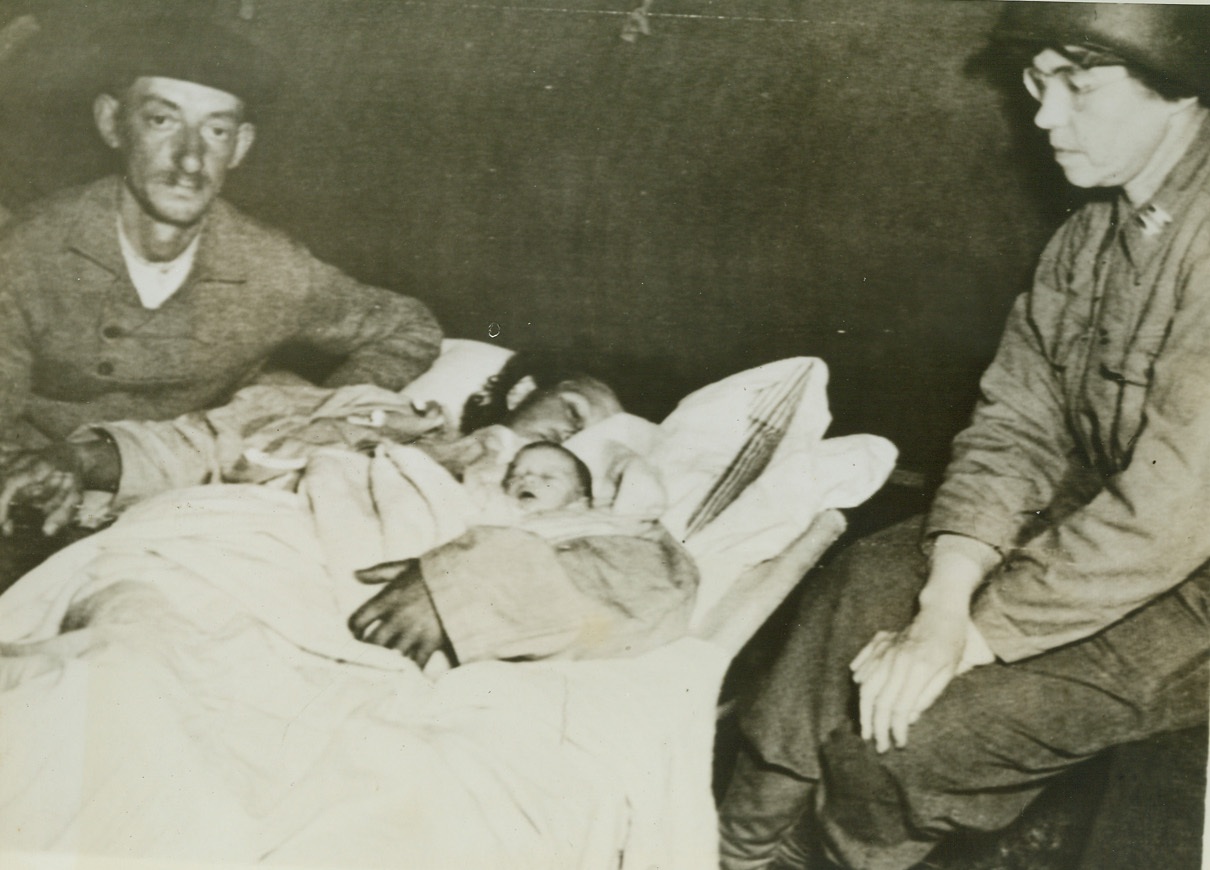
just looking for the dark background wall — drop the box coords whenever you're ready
[0,0,1077,477]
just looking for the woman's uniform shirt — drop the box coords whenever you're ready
[927,116,1210,661]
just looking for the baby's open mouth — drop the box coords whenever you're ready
[518,489,537,501]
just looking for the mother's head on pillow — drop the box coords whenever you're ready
[461,354,622,442]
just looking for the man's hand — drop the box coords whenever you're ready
[850,605,994,753]
[0,446,84,536]
[348,559,450,666]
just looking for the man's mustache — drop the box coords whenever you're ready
[155,171,211,190]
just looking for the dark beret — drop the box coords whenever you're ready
[993,2,1210,99]
[96,16,281,117]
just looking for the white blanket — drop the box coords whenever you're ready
[0,447,724,869]
[0,355,897,869]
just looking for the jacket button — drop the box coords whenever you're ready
[101,324,124,339]
[97,361,114,376]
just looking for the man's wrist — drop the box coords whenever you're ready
[67,431,121,492]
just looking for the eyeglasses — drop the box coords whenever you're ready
[1022,64,1132,106]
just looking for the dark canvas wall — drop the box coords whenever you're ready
[0,0,1073,474]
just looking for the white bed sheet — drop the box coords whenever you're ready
[0,353,895,869]
[0,453,724,868]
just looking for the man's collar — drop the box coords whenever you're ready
[191,198,248,283]
[65,176,247,284]
[65,177,125,276]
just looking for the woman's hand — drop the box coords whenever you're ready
[851,605,995,753]
[850,534,1001,752]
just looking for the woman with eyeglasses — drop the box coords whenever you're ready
[718,5,1210,869]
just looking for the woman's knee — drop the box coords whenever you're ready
[797,516,928,636]
[816,722,1021,867]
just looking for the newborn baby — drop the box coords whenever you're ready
[501,442,593,515]
[466,440,596,528]
[350,438,698,667]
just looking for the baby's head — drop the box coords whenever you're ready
[502,442,593,514]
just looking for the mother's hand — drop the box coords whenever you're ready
[348,559,450,667]
[850,606,993,753]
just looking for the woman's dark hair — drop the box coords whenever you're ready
[459,352,602,435]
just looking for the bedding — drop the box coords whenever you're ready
[0,447,717,868]
[568,357,898,621]
[0,350,895,868]
[71,337,512,515]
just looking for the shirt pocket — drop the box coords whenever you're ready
[1036,287,1092,377]
[1100,344,1157,467]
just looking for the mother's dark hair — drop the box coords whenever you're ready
[459,352,615,435]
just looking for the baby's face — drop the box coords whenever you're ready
[502,445,587,514]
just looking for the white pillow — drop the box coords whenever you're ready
[562,413,665,517]
[399,339,515,431]
[645,358,897,620]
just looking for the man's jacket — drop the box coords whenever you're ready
[0,177,441,444]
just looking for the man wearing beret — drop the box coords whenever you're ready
[719,5,1210,869]
[0,17,442,449]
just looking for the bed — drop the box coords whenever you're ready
[0,342,894,869]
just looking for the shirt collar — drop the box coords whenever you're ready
[117,215,200,309]
[1117,112,1210,268]
[66,175,247,284]
[65,177,126,275]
